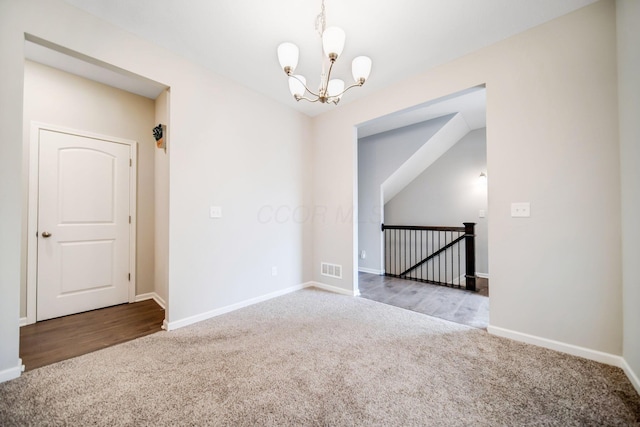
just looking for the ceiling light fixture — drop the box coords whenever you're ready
[277,0,372,105]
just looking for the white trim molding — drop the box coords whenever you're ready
[358,267,383,275]
[443,273,489,286]
[0,359,23,384]
[308,281,360,297]
[164,283,307,331]
[19,317,28,327]
[487,325,625,368]
[135,292,166,310]
[488,325,640,394]
[621,358,640,396]
[164,281,363,332]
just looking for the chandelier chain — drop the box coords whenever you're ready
[315,0,326,37]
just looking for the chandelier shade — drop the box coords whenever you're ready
[276,0,371,105]
[322,27,346,59]
[277,42,299,74]
[288,75,307,97]
[327,79,345,98]
[352,56,372,83]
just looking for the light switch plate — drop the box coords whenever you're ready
[479,210,486,218]
[511,202,530,218]
[209,206,222,218]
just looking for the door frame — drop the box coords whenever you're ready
[26,122,138,325]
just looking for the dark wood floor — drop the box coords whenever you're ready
[20,299,165,371]
[358,273,489,329]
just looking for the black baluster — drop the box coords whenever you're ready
[464,223,476,292]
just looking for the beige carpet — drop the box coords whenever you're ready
[1,288,638,426]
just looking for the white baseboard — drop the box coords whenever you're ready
[487,325,625,368]
[487,325,640,394]
[164,280,364,332]
[164,283,306,331]
[307,281,360,297]
[441,273,488,286]
[445,274,466,285]
[135,292,166,310]
[19,317,27,327]
[621,358,640,396]
[0,359,23,384]
[358,267,383,275]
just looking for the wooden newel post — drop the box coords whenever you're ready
[463,222,476,292]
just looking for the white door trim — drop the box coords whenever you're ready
[26,122,137,325]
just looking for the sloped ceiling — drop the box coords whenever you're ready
[358,86,486,138]
[60,0,597,117]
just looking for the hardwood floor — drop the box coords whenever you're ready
[20,299,165,371]
[358,273,489,329]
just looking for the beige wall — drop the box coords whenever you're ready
[21,60,157,317]
[1,0,634,391]
[312,1,622,356]
[0,0,312,379]
[617,0,640,389]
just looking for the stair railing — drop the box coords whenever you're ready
[381,222,476,291]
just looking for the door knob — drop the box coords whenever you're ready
[41,231,52,238]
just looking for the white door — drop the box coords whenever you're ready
[37,129,131,321]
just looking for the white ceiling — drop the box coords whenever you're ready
[59,0,597,118]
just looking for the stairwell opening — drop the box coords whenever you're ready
[355,86,489,328]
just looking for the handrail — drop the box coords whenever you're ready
[382,224,465,232]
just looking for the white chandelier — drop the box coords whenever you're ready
[277,0,372,105]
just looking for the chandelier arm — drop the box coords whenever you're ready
[324,59,335,92]
[289,74,321,98]
[331,81,365,99]
[296,95,321,103]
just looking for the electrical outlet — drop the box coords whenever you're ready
[271,266,278,276]
[511,202,530,218]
